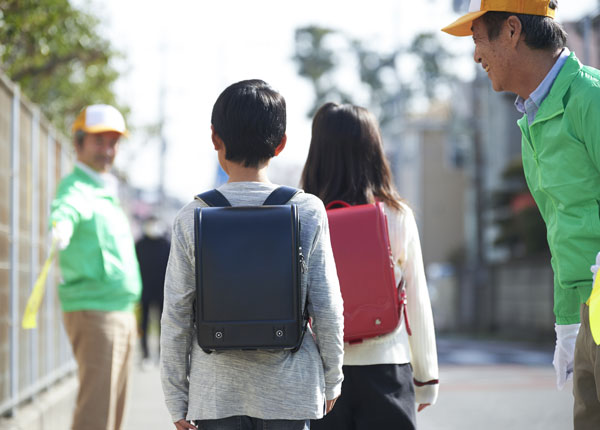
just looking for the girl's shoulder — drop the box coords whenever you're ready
[384,200,414,222]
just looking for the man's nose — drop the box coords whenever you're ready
[473,48,482,64]
[102,143,115,156]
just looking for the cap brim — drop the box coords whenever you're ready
[441,10,487,36]
[84,124,129,137]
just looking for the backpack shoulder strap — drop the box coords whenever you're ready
[263,186,302,206]
[195,189,232,207]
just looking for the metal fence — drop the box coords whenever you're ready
[0,73,75,417]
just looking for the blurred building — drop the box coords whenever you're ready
[384,102,468,331]
[564,7,600,69]
[385,103,467,271]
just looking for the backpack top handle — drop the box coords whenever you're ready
[326,200,351,210]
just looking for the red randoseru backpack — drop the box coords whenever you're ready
[326,200,411,344]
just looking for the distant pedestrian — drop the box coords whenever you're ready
[302,103,439,430]
[50,104,141,430]
[135,216,170,367]
[443,1,600,428]
[160,79,344,430]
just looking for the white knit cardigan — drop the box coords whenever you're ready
[342,202,439,405]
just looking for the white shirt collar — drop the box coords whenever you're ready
[75,161,119,195]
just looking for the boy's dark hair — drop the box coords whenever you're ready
[482,0,567,51]
[211,79,286,168]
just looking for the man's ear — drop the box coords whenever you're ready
[506,15,523,47]
[211,125,223,151]
[73,139,85,159]
[274,134,287,156]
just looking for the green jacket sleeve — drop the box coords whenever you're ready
[50,180,82,232]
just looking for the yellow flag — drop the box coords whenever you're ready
[590,273,600,345]
[22,239,58,329]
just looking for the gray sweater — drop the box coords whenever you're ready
[160,182,345,422]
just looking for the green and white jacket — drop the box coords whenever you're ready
[50,162,141,312]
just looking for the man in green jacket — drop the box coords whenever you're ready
[442,1,600,428]
[50,104,142,430]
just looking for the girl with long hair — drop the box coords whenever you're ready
[301,102,439,430]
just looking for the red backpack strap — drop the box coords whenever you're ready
[398,278,412,336]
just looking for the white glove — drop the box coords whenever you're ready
[552,323,580,390]
[52,220,73,250]
[590,251,600,283]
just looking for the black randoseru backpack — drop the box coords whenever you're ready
[193,186,308,354]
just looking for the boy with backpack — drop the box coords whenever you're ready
[160,79,345,430]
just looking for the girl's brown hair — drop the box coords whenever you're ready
[300,102,403,211]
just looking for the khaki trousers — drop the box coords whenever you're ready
[63,310,136,430]
[573,304,600,429]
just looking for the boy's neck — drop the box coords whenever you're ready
[225,163,271,184]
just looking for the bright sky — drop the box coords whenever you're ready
[89,0,598,203]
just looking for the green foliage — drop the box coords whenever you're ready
[350,40,405,125]
[409,32,453,100]
[293,26,335,85]
[293,26,353,118]
[0,0,125,134]
[292,26,454,123]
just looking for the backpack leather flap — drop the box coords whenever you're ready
[194,204,303,351]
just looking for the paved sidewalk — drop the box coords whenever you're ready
[417,364,572,429]
[420,336,573,429]
[126,336,574,430]
[128,358,174,429]
[127,363,573,430]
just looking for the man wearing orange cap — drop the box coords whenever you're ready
[442,1,600,428]
[50,104,141,430]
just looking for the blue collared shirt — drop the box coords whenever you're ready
[515,47,571,125]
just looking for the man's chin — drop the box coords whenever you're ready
[93,161,113,173]
[490,81,503,93]
[91,165,111,174]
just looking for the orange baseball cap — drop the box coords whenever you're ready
[72,104,128,136]
[442,0,556,37]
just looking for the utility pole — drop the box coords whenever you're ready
[582,14,592,65]
[157,42,168,207]
[461,65,487,330]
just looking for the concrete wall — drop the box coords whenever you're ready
[487,258,555,337]
[430,258,555,338]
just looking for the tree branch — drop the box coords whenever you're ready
[11,49,106,81]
